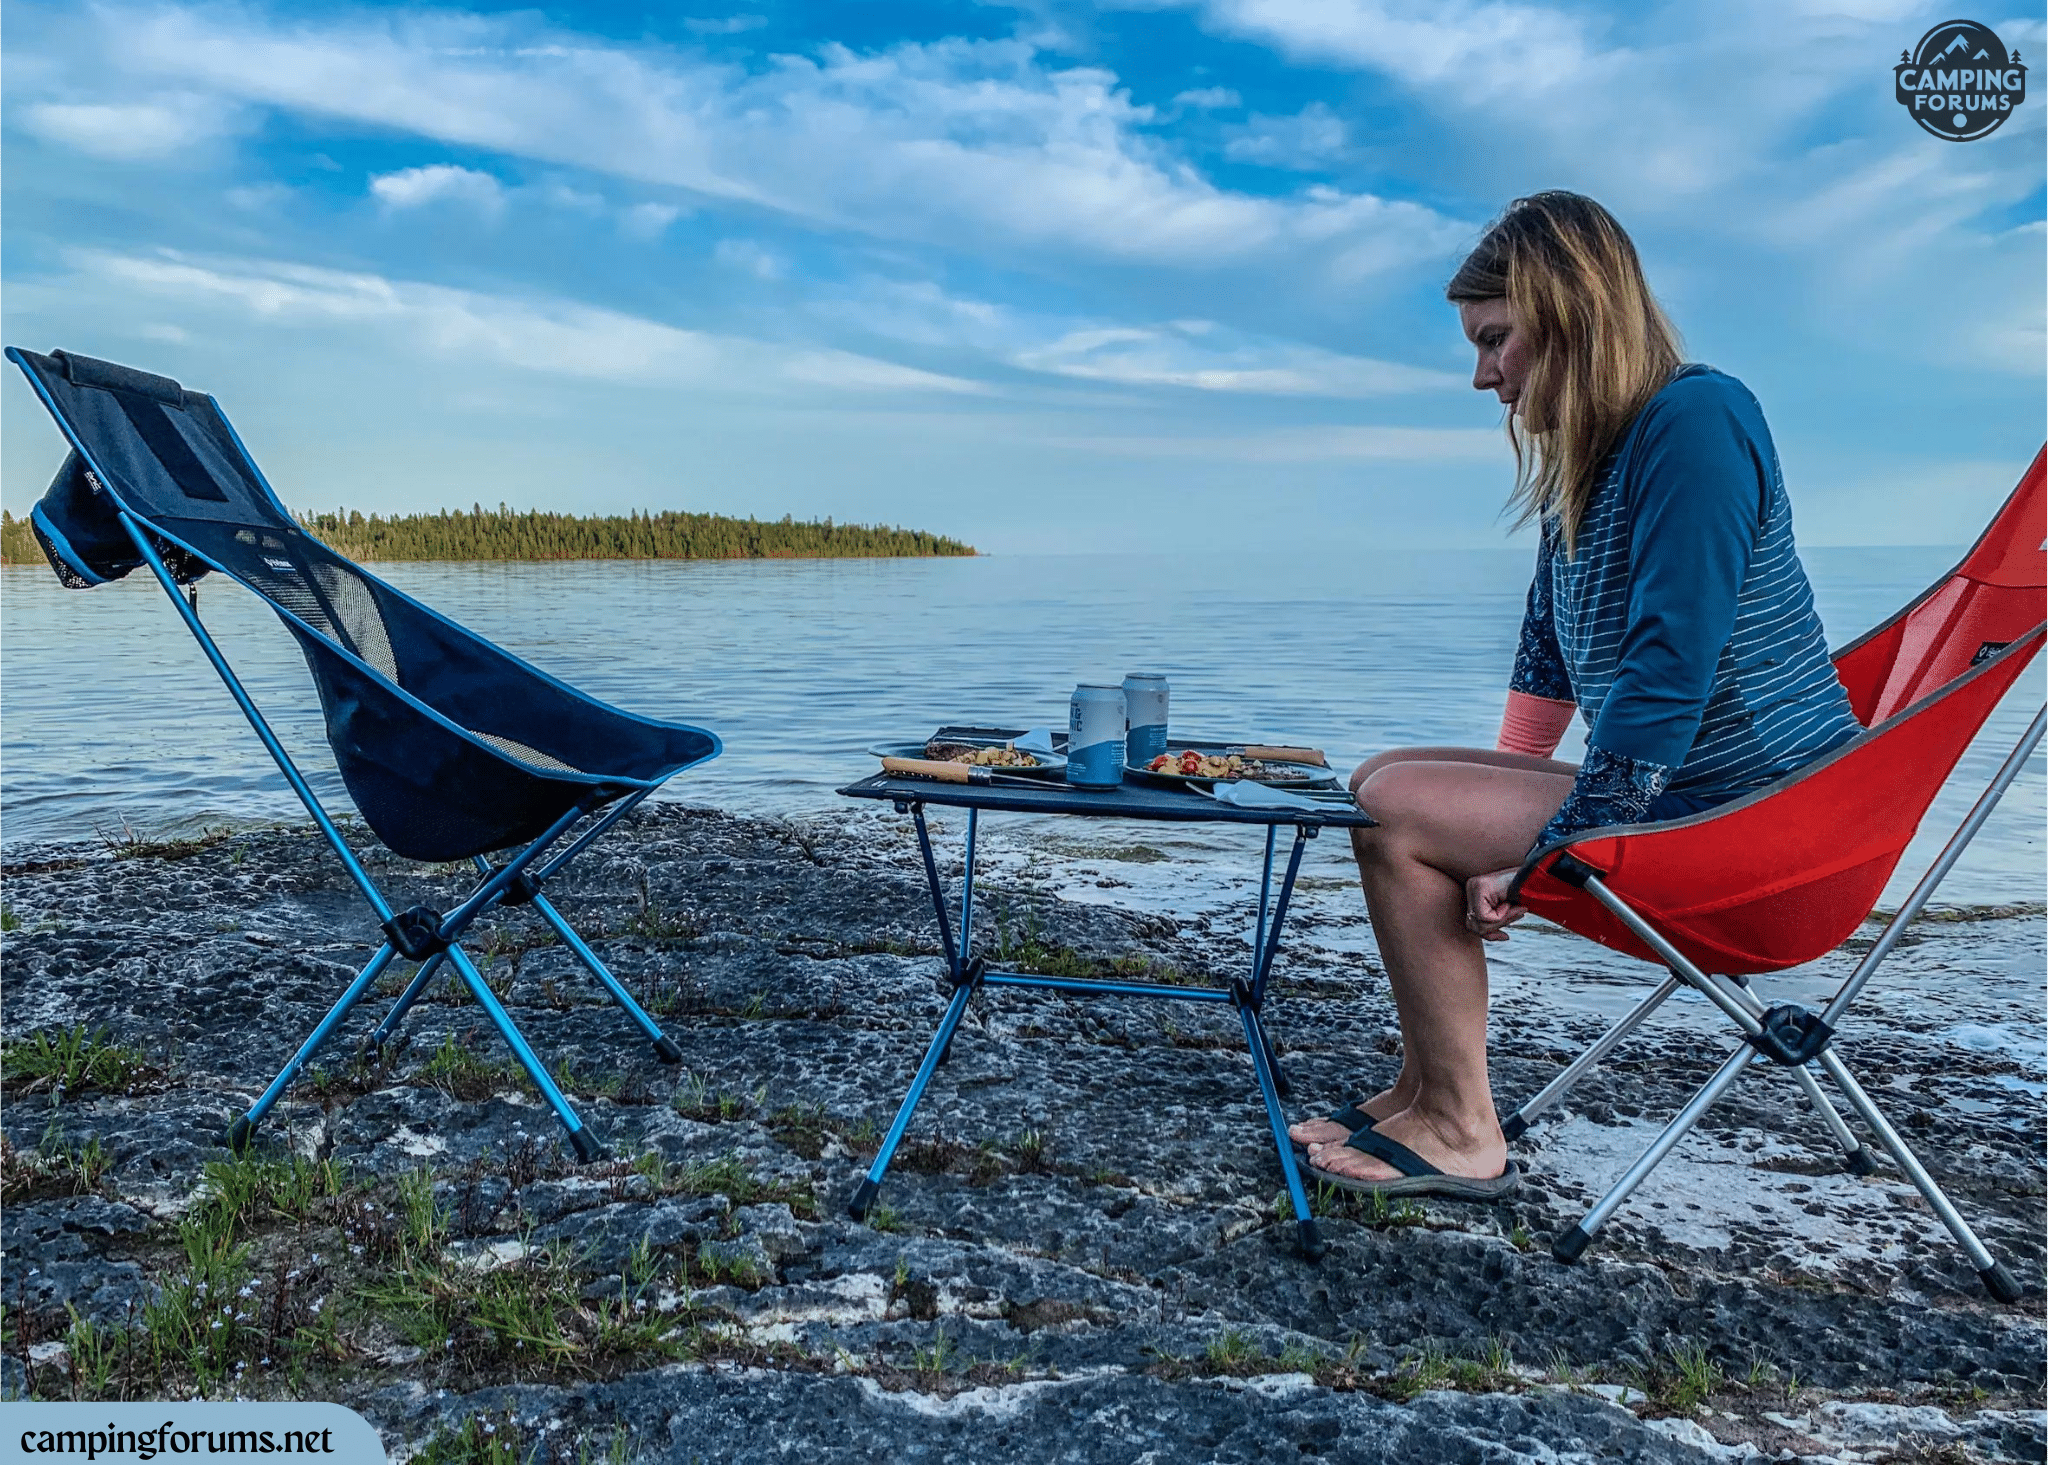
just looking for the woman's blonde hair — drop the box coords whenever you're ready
[1446,192,1683,553]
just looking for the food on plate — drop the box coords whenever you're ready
[1147,750,1310,782]
[924,741,1039,768]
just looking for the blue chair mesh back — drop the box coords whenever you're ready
[12,347,714,862]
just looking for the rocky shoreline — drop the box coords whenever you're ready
[3,804,2042,1462]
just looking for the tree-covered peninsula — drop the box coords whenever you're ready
[0,504,974,565]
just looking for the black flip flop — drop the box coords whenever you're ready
[1288,1099,1377,1156]
[1307,1125,1520,1200]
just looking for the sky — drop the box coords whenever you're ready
[2,0,2042,554]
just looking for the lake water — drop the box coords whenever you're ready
[0,547,2041,911]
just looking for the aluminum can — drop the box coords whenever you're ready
[1122,673,1170,767]
[1067,683,1127,788]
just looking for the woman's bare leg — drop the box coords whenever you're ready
[1313,757,1575,1181]
[1288,747,1575,1153]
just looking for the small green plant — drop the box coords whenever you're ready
[1,1123,115,1203]
[64,1306,122,1399]
[673,1072,747,1123]
[414,1411,527,1465]
[910,1329,956,1377]
[397,1167,448,1259]
[196,1151,346,1235]
[95,820,235,862]
[867,1203,903,1233]
[415,1032,532,1099]
[1636,1339,1725,1417]
[0,905,20,932]
[1204,1329,1259,1370]
[1507,1225,1533,1252]
[2,1024,154,1100]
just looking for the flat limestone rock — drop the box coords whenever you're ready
[2,806,2041,1462]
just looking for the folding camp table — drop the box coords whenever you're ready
[839,747,1375,1259]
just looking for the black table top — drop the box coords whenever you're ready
[838,770,1376,828]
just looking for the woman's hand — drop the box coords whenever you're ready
[1464,868,1527,942]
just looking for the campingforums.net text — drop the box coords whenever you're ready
[17,1425,337,1460]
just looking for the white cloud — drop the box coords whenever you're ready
[1173,85,1240,109]
[1180,0,1598,103]
[369,164,505,216]
[1014,321,1461,395]
[713,238,786,280]
[77,6,1464,275]
[1223,102,1348,169]
[19,94,238,160]
[682,15,768,35]
[811,278,1461,396]
[620,201,683,239]
[69,248,987,395]
[1054,424,1504,461]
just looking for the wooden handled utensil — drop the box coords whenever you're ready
[882,757,1048,788]
[1231,745,1329,767]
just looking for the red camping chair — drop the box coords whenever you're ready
[1504,448,2046,1301]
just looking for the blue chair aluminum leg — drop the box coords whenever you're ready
[529,891,684,1062]
[443,944,604,1163]
[848,981,978,1221]
[1242,1003,1324,1261]
[228,943,401,1151]
[367,952,447,1052]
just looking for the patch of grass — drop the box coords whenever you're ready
[1634,1339,1726,1418]
[0,1123,115,1203]
[362,1221,690,1377]
[414,1410,528,1465]
[909,1329,957,1379]
[1204,1329,1261,1371]
[1,905,19,932]
[626,1150,818,1219]
[986,904,1187,986]
[414,1032,534,1100]
[196,1152,348,1234]
[672,1071,749,1123]
[763,1102,876,1161]
[1,1024,157,1100]
[95,820,236,862]
[1299,1180,1427,1230]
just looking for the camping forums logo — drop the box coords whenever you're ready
[1895,19,2026,141]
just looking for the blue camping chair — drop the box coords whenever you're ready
[8,347,720,1161]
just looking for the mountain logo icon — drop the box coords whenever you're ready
[1895,19,2027,141]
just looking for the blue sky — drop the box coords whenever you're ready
[3,0,2041,553]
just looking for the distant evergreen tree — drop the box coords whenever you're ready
[0,504,975,566]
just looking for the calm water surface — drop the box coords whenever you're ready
[2,547,2041,911]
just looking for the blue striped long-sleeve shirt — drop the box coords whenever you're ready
[1514,366,1861,851]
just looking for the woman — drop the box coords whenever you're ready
[1290,192,1861,1197]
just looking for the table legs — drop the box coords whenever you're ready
[848,804,1326,1258]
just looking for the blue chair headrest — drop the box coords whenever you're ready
[51,349,186,405]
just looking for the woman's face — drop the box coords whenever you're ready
[1459,298,1531,413]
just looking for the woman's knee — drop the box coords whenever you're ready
[1353,762,1448,839]
[1350,747,1430,794]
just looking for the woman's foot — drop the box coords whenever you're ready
[1286,1084,1411,1152]
[1307,1106,1507,1184]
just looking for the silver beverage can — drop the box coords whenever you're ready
[1122,673,1170,768]
[1067,683,1127,787]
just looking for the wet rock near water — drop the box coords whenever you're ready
[2,805,2042,1462]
